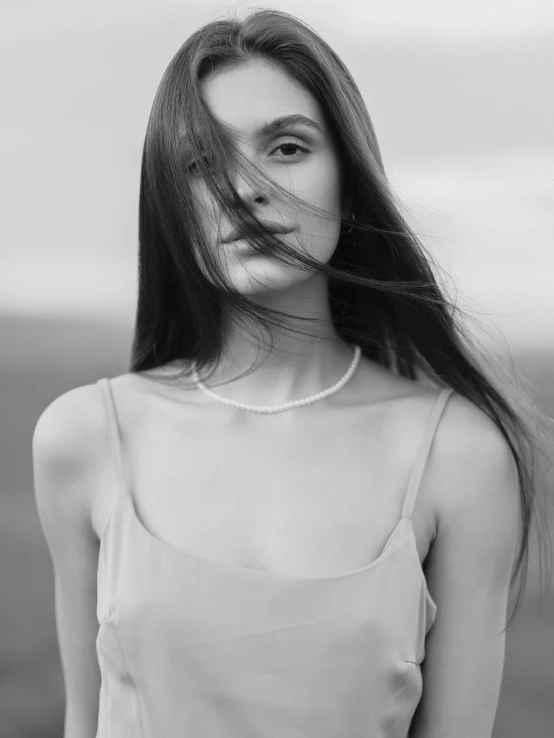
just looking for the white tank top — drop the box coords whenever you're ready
[95,378,454,737]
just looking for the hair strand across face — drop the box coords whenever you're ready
[131,7,554,627]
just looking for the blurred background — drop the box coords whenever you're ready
[1,1,553,736]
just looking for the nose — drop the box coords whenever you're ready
[230,160,268,209]
[215,159,271,244]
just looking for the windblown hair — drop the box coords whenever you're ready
[131,6,553,626]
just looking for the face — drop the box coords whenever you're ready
[192,58,349,295]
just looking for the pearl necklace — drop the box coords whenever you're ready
[192,345,362,414]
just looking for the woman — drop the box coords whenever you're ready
[32,8,552,738]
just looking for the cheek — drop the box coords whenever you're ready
[298,158,342,216]
[297,165,342,258]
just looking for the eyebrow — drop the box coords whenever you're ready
[183,115,322,160]
[253,114,322,138]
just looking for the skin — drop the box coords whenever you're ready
[190,58,357,404]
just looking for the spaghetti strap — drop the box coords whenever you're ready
[97,378,129,496]
[401,388,455,520]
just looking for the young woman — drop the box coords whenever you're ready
[32,8,552,738]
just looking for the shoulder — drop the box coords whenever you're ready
[434,390,518,496]
[375,377,520,544]
[425,390,520,536]
[32,382,111,523]
[33,382,107,464]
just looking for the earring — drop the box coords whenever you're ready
[346,212,355,234]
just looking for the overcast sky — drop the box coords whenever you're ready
[4,0,554,41]
[2,0,553,349]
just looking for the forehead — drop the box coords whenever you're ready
[199,59,326,140]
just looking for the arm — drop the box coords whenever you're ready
[32,385,108,738]
[410,395,521,738]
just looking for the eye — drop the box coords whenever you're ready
[269,141,311,159]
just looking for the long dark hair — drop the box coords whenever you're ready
[131,7,553,626]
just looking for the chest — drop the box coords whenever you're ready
[94,400,436,578]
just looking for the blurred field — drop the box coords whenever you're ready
[1,313,553,738]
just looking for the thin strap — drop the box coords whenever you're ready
[401,388,455,520]
[97,378,129,495]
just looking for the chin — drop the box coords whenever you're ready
[224,259,315,296]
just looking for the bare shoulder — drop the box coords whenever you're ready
[33,382,107,466]
[423,388,519,526]
[32,382,109,526]
[359,360,519,525]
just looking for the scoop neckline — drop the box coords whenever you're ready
[102,481,415,583]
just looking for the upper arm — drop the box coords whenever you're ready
[411,394,521,738]
[32,383,108,738]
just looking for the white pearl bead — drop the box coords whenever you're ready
[192,345,362,413]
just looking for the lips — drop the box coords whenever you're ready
[221,222,291,244]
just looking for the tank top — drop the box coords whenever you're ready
[95,377,454,738]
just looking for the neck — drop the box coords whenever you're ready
[199,276,357,406]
